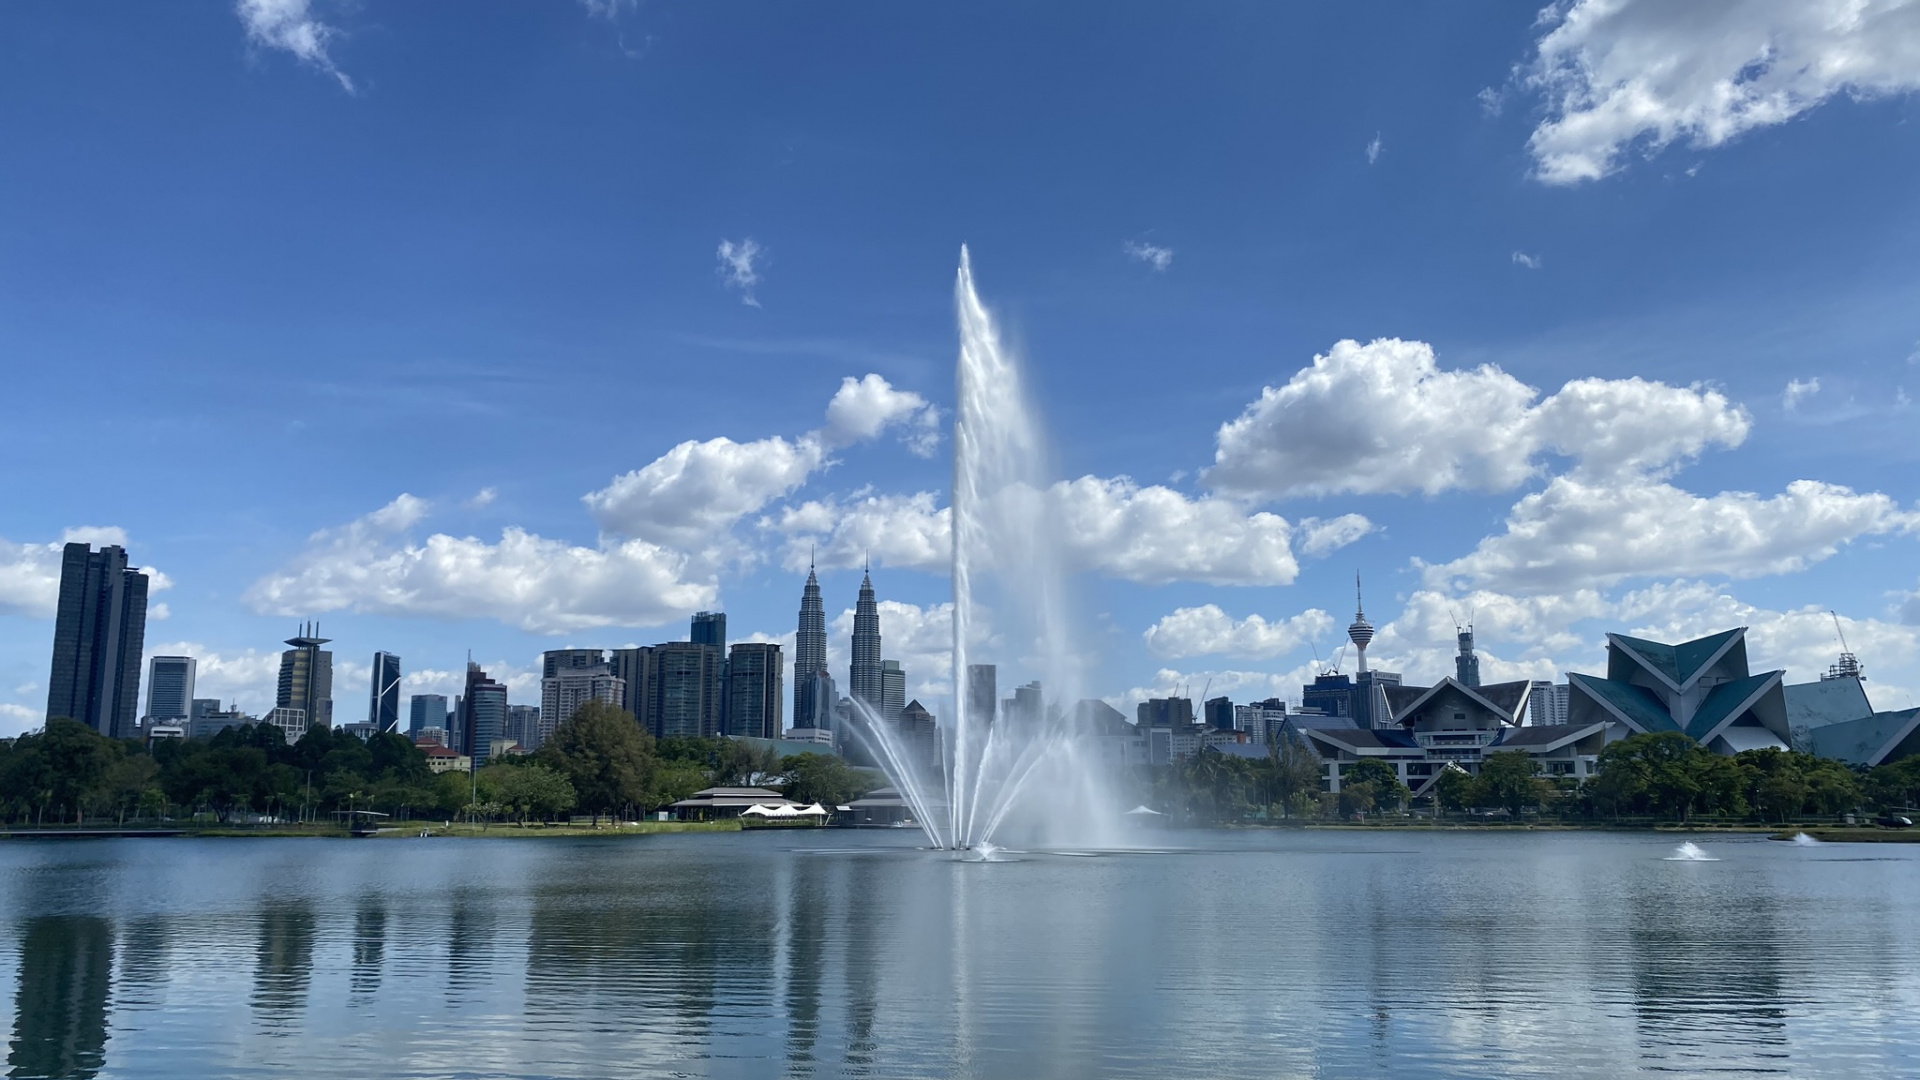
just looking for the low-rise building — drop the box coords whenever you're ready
[422,744,470,774]
[669,786,803,821]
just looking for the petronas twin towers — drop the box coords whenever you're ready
[793,559,886,731]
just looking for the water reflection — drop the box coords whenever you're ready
[251,902,315,1029]
[8,917,110,1080]
[0,835,1915,1079]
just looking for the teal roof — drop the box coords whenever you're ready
[1783,679,1874,729]
[1570,672,1677,732]
[1685,671,1779,741]
[1612,628,1744,687]
[1810,708,1920,766]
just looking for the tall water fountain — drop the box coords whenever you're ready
[851,248,1122,852]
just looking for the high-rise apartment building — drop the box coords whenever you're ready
[458,662,509,766]
[408,694,448,738]
[367,652,402,733]
[725,642,784,738]
[1136,697,1195,728]
[1455,629,1481,689]
[849,570,883,716]
[880,660,905,723]
[1527,681,1570,727]
[45,542,150,738]
[145,656,196,724]
[506,704,541,751]
[1204,695,1234,731]
[793,565,828,729]
[276,624,333,730]
[540,664,623,746]
[541,648,605,680]
[617,643,721,738]
[1004,681,1043,727]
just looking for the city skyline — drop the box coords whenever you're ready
[2,3,1918,736]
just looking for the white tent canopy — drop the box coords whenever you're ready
[1124,805,1164,816]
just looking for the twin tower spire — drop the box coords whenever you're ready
[793,552,883,729]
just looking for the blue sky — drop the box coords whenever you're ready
[3,0,1919,734]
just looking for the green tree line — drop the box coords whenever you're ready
[0,702,877,828]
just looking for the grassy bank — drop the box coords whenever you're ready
[391,820,741,838]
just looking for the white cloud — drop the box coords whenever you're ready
[1143,605,1334,660]
[245,495,716,634]
[1425,476,1920,594]
[1206,338,1542,498]
[1512,251,1542,270]
[1784,377,1822,411]
[585,435,826,547]
[1205,338,1750,498]
[579,0,637,17]
[823,374,940,457]
[1297,514,1374,557]
[1517,0,1920,184]
[1900,580,1920,626]
[236,0,353,93]
[775,492,951,574]
[0,703,39,739]
[1123,240,1174,272]
[467,487,498,509]
[1366,133,1383,164]
[0,528,169,618]
[1106,666,1308,719]
[717,238,764,307]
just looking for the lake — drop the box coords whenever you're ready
[2,829,1917,1079]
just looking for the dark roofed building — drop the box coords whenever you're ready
[1567,628,1789,754]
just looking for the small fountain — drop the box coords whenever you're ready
[1665,841,1719,862]
[1792,832,1823,846]
[847,248,1124,853]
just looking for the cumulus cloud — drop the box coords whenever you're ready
[585,435,826,548]
[246,495,716,634]
[823,374,940,456]
[1516,0,1920,184]
[1512,251,1542,270]
[1143,605,1334,660]
[717,238,764,307]
[1424,477,1920,594]
[775,492,951,574]
[1205,338,1751,498]
[467,487,499,509]
[1297,514,1374,557]
[587,373,939,545]
[236,0,353,92]
[0,528,169,618]
[1124,240,1174,272]
[1784,377,1822,411]
[773,478,1303,586]
[1366,133,1384,164]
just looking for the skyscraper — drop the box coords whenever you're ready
[794,563,828,729]
[276,624,333,729]
[726,642,784,739]
[1348,573,1374,674]
[540,663,623,745]
[618,643,721,738]
[45,542,150,738]
[367,652,402,733]
[408,694,448,737]
[458,662,509,766]
[849,567,883,716]
[1454,628,1481,689]
[145,656,196,725]
[966,664,998,730]
[506,704,541,751]
[880,659,905,723]
[541,648,605,680]
[691,611,726,653]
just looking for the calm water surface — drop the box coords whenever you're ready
[2,829,1916,1079]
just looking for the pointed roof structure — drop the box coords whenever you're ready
[1570,627,1789,753]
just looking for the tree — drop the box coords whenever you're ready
[1433,766,1475,815]
[487,764,578,824]
[535,701,655,821]
[1268,733,1325,820]
[1475,751,1547,814]
[1338,758,1408,818]
[781,753,874,806]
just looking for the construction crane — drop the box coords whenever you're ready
[1823,610,1863,681]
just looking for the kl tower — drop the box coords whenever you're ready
[1347,573,1374,673]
